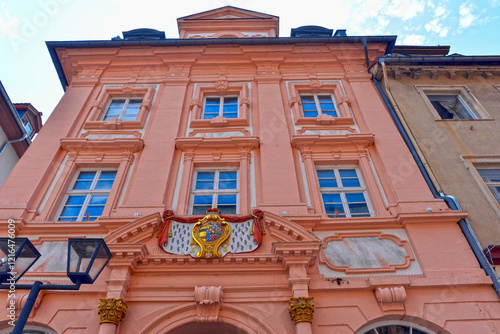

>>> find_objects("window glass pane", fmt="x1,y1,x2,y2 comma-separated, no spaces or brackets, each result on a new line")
84,205,105,218
95,172,116,190
218,205,236,215
100,171,117,179
66,195,86,205
317,170,337,188
478,169,500,182
61,206,82,218
339,169,360,187
322,193,345,217
194,195,213,205
78,171,97,179
218,194,237,214
302,103,317,111
300,95,315,103
122,99,142,121
197,172,215,180
73,180,93,190
193,195,213,215
376,325,410,334
219,180,237,189
488,186,500,203
196,172,215,189
219,171,237,189
104,100,125,120
88,195,109,205
427,94,475,120
218,194,237,205
204,98,221,119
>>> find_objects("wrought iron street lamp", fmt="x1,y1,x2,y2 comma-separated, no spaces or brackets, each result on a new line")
0,238,112,334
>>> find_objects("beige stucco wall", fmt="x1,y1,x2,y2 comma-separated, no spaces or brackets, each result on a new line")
0,128,20,187
382,70,500,246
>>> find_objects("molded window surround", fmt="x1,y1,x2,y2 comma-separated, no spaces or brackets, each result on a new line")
38,150,136,222
461,156,500,217
174,136,258,215
288,80,355,126
292,134,385,218
189,82,250,128
84,84,156,130
415,85,492,120
57,169,117,221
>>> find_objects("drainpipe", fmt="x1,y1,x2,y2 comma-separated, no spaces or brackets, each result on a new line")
371,73,500,299
0,133,30,155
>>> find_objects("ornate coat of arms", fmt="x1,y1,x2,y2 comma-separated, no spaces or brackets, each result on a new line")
157,207,265,259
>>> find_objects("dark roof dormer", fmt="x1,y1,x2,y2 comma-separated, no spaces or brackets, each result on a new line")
114,28,166,41
290,25,333,37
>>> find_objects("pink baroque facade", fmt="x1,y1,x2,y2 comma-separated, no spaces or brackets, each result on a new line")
1,6,500,334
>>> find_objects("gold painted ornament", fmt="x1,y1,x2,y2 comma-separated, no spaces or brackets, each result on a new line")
191,207,231,258
289,296,314,323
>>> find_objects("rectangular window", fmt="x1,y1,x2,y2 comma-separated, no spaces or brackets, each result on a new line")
21,117,32,135
191,169,238,215
301,94,337,118
427,94,477,120
477,168,500,205
317,168,371,218
58,170,117,221
203,96,239,119
103,98,143,121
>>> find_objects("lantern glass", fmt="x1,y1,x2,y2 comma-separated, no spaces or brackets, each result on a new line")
0,238,41,283
67,238,111,284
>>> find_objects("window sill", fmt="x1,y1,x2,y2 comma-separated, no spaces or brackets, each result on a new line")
296,115,355,126
84,119,144,130
191,116,249,128
434,118,495,122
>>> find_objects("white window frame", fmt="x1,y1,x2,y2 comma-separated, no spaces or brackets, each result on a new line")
316,167,372,218
21,116,33,135
356,320,436,334
190,168,239,215
102,97,143,121
300,94,338,117
477,167,500,205
202,96,239,119
56,169,117,222
415,85,492,120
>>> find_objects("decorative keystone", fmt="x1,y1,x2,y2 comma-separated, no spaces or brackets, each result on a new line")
289,296,314,323
98,298,127,325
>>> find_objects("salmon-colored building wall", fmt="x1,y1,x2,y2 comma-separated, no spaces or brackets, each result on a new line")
1,7,500,334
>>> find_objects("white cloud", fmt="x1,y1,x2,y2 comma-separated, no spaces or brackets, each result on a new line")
425,18,450,37
401,34,426,44
434,5,448,18
459,2,478,29
386,0,426,20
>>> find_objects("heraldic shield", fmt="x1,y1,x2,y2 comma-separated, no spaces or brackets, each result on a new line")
157,206,265,259
191,207,231,258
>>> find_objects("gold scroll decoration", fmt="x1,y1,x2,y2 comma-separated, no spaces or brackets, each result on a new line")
191,209,230,258
98,298,127,325
289,296,314,324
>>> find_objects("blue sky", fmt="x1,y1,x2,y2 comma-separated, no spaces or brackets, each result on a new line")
1,0,499,122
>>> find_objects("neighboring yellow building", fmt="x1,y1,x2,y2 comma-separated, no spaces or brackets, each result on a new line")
371,46,500,273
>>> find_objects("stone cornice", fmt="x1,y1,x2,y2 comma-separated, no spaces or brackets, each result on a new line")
384,65,500,80
60,137,144,153
175,136,259,151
